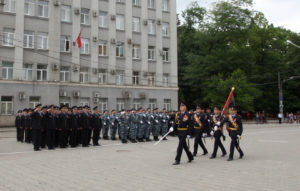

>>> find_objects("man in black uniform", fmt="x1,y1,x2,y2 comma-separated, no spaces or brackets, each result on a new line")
40,106,48,148
15,110,23,142
77,106,83,145
193,105,208,156
92,106,102,146
31,104,43,151
59,105,69,148
81,106,90,147
210,106,227,159
45,105,56,150
173,101,194,165
69,106,79,148
224,106,244,161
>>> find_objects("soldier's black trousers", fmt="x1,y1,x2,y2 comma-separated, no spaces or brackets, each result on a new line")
229,132,244,158
32,129,41,150
82,128,89,146
46,128,55,149
25,128,31,143
175,131,193,162
77,129,82,145
193,130,207,155
17,127,24,142
40,129,47,148
212,131,227,157
59,129,67,148
69,129,78,147
93,128,100,145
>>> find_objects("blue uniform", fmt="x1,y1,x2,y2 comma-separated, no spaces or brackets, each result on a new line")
144,112,152,140
160,113,169,137
152,112,160,140
110,114,119,140
137,112,146,141
101,114,110,139
129,113,138,141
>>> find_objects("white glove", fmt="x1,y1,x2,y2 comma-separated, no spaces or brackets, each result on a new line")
214,126,218,131
116,117,119,119
155,120,159,123
237,135,241,139
208,120,210,122
140,121,143,124
148,122,151,125
163,120,166,123
112,122,115,126
210,131,214,136
217,121,221,126
159,115,162,117
169,127,174,132
107,117,110,120
104,123,106,125
143,114,146,117
202,133,207,138
187,135,191,139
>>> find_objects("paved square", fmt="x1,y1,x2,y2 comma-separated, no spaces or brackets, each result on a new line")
0,124,300,191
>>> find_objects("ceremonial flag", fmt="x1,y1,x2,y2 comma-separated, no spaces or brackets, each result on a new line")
76,32,82,48
222,87,235,117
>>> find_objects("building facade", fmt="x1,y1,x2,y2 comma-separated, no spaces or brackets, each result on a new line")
0,0,178,120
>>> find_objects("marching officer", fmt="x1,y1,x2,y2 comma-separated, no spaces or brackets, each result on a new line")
224,106,244,161
210,106,227,159
92,106,102,146
173,101,194,165
193,105,208,156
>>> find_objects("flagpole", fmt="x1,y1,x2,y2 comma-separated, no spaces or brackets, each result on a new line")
222,87,235,116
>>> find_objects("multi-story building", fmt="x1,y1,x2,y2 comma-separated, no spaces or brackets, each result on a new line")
0,0,178,124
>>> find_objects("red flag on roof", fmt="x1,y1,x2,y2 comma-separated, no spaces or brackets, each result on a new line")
76,32,82,48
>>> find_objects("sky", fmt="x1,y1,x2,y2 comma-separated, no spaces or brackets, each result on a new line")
177,0,300,33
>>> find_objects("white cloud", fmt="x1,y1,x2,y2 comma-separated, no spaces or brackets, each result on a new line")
177,0,300,32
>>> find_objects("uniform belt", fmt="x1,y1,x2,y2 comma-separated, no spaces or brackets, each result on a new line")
229,127,238,131
177,127,188,131
194,126,202,129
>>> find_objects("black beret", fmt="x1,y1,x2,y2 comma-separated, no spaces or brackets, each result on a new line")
93,106,98,110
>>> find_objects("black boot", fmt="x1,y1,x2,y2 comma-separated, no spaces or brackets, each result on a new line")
173,161,180,165
227,157,233,161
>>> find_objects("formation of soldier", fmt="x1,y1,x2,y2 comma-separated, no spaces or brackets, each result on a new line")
15,102,245,164
15,104,175,151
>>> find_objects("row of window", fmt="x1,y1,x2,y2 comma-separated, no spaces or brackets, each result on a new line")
1,61,170,86
0,96,172,114
2,29,170,61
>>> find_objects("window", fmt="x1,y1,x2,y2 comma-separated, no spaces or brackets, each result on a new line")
132,0,140,6
23,64,33,81
98,40,107,56
132,44,140,59
98,72,107,84
149,99,157,111
60,66,70,82
163,99,171,111
80,68,89,83
116,70,124,85
37,64,47,81
29,97,40,109
148,73,155,86
148,46,155,60
60,36,71,52
148,20,156,35
162,48,169,62
133,99,140,110
1,96,13,114
116,15,125,30
132,71,139,85
24,31,34,49
81,8,90,25
3,0,15,13
37,32,48,50
61,5,71,22
2,28,14,47
148,0,155,9
132,17,140,32
38,0,49,18
162,0,169,11
163,74,169,86
99,99,108,114
99,11,108,28
80,38,89,54
116,99,125,112
24,0,35,16
162,22,169,37
2,61,13,80
116,42,124,57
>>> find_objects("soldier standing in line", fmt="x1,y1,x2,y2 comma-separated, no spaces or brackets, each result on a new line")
160,108,169,140
22,109,30,143
87,107,93,145
31,104,43,151
15,110,23,142
144,108,153,142
101,110,110,140
77,106,83,145
54,106,60,148
129,108,138,143
45,105,56,150
119,109,129,143
81,106,90,147
40,106,48,149
172,101,194,165
59,105,69,148
137,107,146,142
110,109,119,140
193,105,208,156
152,108,160,141
69,106,79,148
92,106,101,146
210,106,227,159
224,106,244,161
